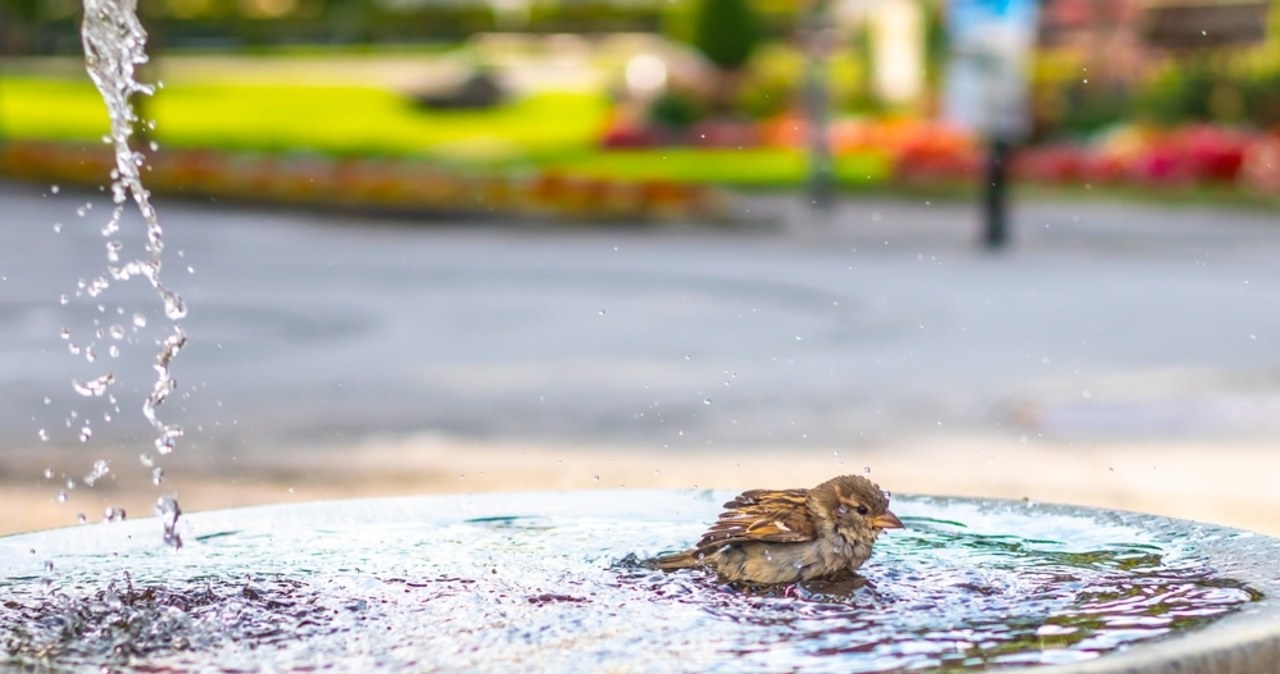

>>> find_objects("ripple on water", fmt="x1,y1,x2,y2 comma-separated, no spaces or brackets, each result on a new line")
0,494,1266,673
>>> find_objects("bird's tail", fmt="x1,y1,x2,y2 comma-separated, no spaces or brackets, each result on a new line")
650,550,701,571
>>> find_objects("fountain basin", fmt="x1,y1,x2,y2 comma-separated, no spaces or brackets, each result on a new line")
2,490,1278,673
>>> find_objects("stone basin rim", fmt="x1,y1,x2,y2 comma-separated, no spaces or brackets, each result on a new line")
3,490,1278,674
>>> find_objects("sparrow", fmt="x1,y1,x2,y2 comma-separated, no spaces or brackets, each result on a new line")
653,474,904,585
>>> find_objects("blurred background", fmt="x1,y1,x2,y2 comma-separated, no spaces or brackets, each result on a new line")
2,0,1279,537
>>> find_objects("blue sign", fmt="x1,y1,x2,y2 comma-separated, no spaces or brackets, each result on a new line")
948,0,1040,38
944,0,1041,137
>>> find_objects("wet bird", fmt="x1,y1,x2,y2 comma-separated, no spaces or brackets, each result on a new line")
653,475,904,585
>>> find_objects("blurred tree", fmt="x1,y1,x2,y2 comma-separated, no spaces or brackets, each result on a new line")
691,0,762,111
0,0,43,54
692,0,762,71
324,0,369,43
661,0,697,44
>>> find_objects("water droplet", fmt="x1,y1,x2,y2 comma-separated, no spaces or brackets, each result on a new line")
592,475,600,482
155,495,182,548
161,291,186,320
863,466,872,474
703,398,711,405
77,513,87,525
598,309,606,316
132,313,147,328
86,276,110,297
52,222,63,234
50,184,61,194
139,453,154,467
59,327,71,340
72,372,115,397
152,467,165,485
42,467,53,479
59,293,70,305
153,424,182,454
37,428,48,442
78,426,92,442
108,345,120,358
104,506,127,522
84,459,110,486
56,491,68,503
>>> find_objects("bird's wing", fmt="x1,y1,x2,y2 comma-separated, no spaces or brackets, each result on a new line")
694,488,817,552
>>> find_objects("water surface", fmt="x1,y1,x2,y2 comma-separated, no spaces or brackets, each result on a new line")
0,492,1266,673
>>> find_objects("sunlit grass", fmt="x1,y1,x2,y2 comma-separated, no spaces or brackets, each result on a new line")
0,77,111,140
0,75,609,162
155,85,608,160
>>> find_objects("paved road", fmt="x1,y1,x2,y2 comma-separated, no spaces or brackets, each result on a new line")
4,181,1280,459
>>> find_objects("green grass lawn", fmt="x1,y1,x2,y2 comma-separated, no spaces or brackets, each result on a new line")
0,75,609,163
1,73,892,188
0,77,112,142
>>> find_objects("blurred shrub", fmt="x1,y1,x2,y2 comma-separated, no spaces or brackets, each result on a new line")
1240,67,1280,128
733,44,802,119
1136,60,1221,126
732,44,866,120
1035,48,1280,136
648,90,704,131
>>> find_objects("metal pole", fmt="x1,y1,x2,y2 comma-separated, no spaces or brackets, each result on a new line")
983,136,1011,250
802,0,833,210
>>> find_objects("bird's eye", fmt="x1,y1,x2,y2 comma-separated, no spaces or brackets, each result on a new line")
856,505,869,516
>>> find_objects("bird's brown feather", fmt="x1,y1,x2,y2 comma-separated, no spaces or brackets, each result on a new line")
693,488,817,553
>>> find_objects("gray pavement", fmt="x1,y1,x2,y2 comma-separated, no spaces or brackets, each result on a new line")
4,180,1280,459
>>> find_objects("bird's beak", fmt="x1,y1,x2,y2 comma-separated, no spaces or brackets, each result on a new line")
872,510,904,530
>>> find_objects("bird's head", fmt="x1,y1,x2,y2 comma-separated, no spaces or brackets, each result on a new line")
811,474,904,537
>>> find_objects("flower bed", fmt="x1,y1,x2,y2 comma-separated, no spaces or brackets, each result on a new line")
0,141,728,223
602,113,1280,199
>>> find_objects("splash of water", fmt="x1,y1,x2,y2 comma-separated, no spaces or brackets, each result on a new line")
79,0,186,545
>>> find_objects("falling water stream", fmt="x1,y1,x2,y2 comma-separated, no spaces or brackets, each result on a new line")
75,0,187,545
